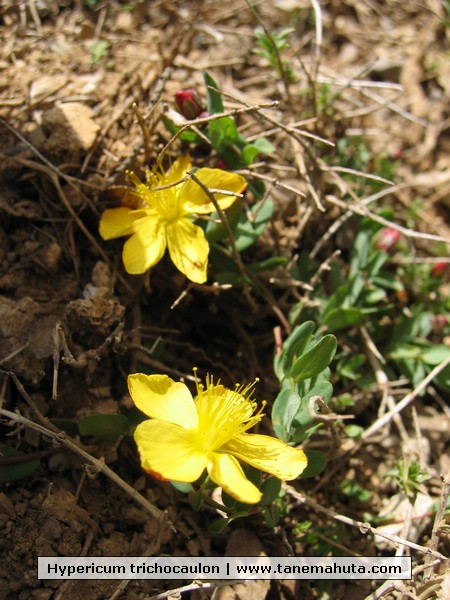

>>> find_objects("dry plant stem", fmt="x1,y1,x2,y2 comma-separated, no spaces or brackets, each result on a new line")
310,0,323,81
133,102,153,165
310,183,406,258
155,101,279,168
325,194,450,246
304,250,341,297
362,355,450,439
107,67,172,184
285,486,446,561
188,170,257,311
0,407,167,524
359,325,410,444
0,343,30,366
244,0,293,105
322,165,394,186
217,86,333,148
423,466,450,579
11,157,133,293
290,137,325,211
237,169,306,199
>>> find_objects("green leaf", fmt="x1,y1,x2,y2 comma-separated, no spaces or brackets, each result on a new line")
365,250,388,278
339,480,371,502
372,273,404,292
208,512,250,533
239,137,275,165
259,476,282,507
324,307,364,331
360,286,386,305
421,344,450,365
162,117,202,143
388,344,422,361
0,448,40,484
281,321,316,378
252,137,275,154
191,490,203,511
294,381,334,422
248,256,288,273
204,199,242,244
78,414,130,441
435,363,450,392
345,425,364,438
337,354,366,380
289,382,333,443
203,71,224,114
299,449,326,479
215,271,242,287
207,117,238,153
291,335,337,382
209,517,234,533
350,230,371,276
233,199,274,252
323,276,364,317
50,418,80,437
242,144,261,166
271,389,301,442
170,481,194,493
262,504,280,528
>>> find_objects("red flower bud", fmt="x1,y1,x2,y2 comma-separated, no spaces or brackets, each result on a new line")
375,227,401,251
216,158,229,170
433,314,449,328
431,261,448,277
175,89,204,119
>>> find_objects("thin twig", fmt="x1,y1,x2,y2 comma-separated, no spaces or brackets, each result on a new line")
423,466,450,579
188,170,257,311
362,356,450,439
359,325,410,444
244,0,293,104
0,405,169,527
325,194,450,245
310,0,323,80
155,101,279,168
285,487,446,561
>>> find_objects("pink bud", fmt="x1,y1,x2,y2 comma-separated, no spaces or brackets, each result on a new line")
175,89,204,119
216,158,229,170
375,227,401,251
431,262,448,277
433,315,449,328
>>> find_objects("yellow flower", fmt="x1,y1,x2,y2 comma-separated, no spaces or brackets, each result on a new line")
129,372,308,505
99,156,247,283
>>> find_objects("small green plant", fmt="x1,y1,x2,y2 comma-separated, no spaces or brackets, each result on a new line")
272,321,337,477
88,40,110,67
253,26,296,82
385,459,431,501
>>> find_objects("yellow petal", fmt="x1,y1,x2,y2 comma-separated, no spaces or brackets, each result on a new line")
134,419,207,482
128,373,199,429
162,155,192,186
207,452,262,504
122,215,166,274
182,169,247,214
222,434,308,480
99,207,146,240
166,218,209,283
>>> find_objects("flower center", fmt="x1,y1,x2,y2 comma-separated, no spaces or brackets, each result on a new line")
128,170,184,223
194,376,265,452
